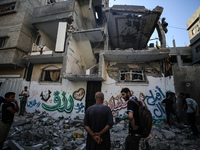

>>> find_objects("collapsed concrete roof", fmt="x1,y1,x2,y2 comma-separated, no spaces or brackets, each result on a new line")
105,5,163,50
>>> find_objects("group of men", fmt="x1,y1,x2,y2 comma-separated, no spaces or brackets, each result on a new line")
84,88,142,150
0,86,199,150
0,86,29,149
161,92,199,137
84,89,200,150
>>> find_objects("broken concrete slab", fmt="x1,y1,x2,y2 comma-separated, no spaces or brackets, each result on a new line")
161,129,176,139
8,140,25,150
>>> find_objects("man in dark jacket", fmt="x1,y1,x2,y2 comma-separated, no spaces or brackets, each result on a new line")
161,92,179,127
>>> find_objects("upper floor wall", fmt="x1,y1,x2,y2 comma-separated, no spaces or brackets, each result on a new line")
32,0,107,31
187,7,200,64
187,7,200,41
0,0,43,67
0,0,42,52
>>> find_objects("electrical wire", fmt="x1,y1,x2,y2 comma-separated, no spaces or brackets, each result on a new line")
168,26,186,30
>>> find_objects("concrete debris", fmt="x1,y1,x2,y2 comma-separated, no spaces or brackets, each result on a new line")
161,129,176,139
2,112,200,150
8,140,25,150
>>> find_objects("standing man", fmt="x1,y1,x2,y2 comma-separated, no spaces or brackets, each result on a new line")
19,86,29,116
0,92,19,149
120,88,141,150
185,94,199,137
84,92,114,150
161,92,179,127
179,93,188,124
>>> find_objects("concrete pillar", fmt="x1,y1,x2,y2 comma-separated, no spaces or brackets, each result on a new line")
173,39,182,66
55,22,67,52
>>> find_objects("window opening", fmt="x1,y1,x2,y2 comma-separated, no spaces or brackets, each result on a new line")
0,3,16,13
0,37,7,48
192,29,195,35
196,45,200,53
40,66,61,82
47,0,56,4
35,34,41,46
120,70,145,82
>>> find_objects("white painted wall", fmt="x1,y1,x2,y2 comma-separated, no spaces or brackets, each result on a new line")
25,71,175,124
65,36,96,75
26,79,87,119
101,74,175,124
66,37,86,75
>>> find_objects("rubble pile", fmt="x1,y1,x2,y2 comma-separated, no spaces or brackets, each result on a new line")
4,112,87,150
2,112,200,150
142,123,200,150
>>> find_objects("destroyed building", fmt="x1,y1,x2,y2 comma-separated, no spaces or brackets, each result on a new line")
187,6,200,64
0,0,198,124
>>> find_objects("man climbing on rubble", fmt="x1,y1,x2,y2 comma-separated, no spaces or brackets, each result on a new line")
84,92,114,150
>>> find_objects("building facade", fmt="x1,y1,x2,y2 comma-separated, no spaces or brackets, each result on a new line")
187,7,200,64
0,0,194,124
0,0,45,100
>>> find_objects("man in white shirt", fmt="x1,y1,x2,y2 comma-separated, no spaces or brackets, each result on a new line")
19,86,29,116
185,94,199,136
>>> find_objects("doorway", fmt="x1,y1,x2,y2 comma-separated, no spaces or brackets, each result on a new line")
85,81,101,110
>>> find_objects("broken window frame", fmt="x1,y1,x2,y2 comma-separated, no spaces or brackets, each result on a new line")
40,65,61,83
119,70,146,82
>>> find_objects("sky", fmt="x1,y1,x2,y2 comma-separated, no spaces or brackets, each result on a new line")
109,0,200,47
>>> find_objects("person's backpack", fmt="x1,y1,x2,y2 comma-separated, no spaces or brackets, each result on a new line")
131,99,152,138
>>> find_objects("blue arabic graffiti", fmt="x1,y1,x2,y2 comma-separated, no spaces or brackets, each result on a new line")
145,86,166,118
74,102,85,113
27,100,41,108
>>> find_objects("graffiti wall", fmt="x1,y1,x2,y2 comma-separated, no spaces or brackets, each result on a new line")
25,75,175,124
26,81,87,119
102,76,175,124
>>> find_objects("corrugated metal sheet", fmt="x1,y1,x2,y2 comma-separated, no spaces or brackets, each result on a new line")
0,78,23,101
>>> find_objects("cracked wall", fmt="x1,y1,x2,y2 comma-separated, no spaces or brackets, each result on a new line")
106,60,163,82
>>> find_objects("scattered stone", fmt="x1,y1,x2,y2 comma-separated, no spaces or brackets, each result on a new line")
161,129,176,139
8,140,25,150
3,113,200,150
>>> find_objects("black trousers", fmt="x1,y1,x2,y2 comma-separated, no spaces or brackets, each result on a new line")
19,100,27,115
125,135,141,150
187,112,199,136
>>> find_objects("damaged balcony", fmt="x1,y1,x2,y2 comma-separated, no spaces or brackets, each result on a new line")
63,28,106,81
21,53,63,64
104,5,163,50
101,48,170,63
31,0,74,50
